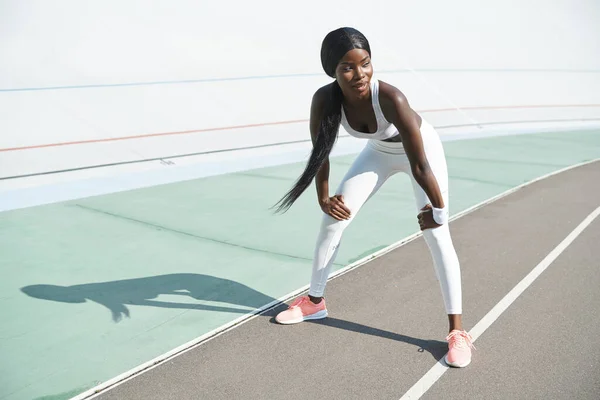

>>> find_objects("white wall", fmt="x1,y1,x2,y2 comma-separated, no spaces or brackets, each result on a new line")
1,0,600,179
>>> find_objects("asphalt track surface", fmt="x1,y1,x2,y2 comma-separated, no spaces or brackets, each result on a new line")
95,161,600,400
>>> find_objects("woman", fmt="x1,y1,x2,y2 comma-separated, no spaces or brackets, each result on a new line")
274,27,474,367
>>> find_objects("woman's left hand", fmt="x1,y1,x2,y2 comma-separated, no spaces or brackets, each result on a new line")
417,204,442,231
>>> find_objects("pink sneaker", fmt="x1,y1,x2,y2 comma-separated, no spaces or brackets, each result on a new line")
445,330,475,368
275,296,328,324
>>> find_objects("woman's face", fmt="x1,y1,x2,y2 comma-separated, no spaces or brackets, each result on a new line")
335,48,373,100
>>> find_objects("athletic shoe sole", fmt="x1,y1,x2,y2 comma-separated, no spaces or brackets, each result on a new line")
275,310,328,325
444,354,471,368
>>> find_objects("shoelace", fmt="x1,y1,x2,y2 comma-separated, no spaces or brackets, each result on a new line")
289,296,309,309
446,330,476,350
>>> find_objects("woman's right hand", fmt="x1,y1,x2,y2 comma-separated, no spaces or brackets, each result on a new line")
320,195,352,221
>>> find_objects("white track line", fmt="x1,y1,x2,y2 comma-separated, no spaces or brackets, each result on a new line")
73,158,599,400
400,204,600,400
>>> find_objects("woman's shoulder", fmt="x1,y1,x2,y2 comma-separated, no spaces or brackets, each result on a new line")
309,82,337,122
312,82,335,102
376,80,414,123
377,80,408,105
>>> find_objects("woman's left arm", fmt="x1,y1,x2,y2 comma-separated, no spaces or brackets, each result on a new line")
387,89,445,210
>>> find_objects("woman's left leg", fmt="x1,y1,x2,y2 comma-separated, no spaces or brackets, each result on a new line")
408,122,462,320
407,121,474,367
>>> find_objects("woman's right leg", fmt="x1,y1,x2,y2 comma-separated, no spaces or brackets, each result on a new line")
308,144,392,298
276,143,394,324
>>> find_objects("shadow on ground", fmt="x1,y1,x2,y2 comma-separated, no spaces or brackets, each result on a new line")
23,275,446,360
265,304,447,361
22,273,278,322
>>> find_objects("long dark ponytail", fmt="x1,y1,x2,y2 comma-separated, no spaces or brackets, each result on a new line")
274,27,371,213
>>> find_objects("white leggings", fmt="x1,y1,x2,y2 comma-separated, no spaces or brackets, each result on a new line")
308,121,462,314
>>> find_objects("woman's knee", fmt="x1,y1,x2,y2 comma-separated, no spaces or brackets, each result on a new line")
422,224,450,245
320,212,352,235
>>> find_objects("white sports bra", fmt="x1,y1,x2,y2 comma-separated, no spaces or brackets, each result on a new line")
340,78,400,141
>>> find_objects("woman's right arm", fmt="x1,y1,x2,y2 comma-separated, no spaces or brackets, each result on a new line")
309,88,330,207
309,87,351,221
